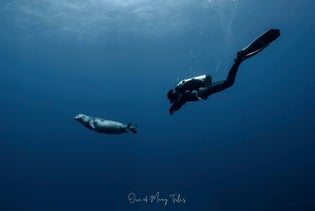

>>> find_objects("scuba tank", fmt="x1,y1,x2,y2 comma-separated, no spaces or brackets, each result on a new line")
175,75,212,92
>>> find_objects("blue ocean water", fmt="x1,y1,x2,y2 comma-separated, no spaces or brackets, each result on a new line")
0,0,314,210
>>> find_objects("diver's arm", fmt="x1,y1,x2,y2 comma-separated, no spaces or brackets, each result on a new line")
169,90,200,114
169,93,183,115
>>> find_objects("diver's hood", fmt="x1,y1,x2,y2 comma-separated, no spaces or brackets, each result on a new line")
167,89,180,103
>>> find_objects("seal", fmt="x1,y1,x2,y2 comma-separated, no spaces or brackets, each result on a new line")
74,114,137,134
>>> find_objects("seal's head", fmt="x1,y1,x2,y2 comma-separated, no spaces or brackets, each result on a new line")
74,114,89,122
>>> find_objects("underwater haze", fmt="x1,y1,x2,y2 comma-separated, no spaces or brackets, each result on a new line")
0,0,315,210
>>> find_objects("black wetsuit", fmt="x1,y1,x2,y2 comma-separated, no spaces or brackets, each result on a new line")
169,58,242,114
168,29,281,115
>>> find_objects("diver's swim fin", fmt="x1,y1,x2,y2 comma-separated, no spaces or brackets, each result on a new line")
237,29,280,61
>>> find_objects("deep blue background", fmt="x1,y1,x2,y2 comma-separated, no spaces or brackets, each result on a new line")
0,0,314,210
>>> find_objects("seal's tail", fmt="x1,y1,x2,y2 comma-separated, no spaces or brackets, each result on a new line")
127,122,137,134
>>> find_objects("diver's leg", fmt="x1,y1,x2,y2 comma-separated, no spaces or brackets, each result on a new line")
199,59,241,98
207,29,280,94
224,58,242,88
194,29,281,100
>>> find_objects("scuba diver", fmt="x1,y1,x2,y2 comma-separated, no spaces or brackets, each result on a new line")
167,29,281,115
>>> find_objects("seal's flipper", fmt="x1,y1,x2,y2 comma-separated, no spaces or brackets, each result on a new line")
127,122,137,134
237,29,280,61
89,120,95,129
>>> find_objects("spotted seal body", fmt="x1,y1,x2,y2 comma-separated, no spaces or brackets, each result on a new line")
74,114,137,134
